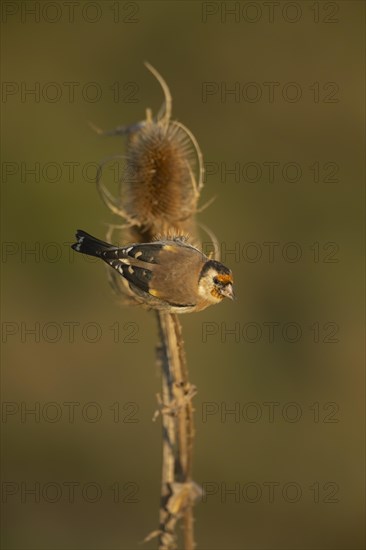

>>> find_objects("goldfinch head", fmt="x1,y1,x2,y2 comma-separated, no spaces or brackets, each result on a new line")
198,260,235,303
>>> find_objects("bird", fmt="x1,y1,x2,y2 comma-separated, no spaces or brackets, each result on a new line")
71,230,234,313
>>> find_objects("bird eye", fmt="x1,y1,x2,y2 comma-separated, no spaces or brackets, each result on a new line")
213,276,220,285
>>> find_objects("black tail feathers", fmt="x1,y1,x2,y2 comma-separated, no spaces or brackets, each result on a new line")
71,230,114,258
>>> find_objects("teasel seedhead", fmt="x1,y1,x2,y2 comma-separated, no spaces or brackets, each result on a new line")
95,63,207,244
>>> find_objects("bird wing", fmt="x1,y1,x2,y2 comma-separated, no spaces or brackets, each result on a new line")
147,244,206,306
101,240,205,307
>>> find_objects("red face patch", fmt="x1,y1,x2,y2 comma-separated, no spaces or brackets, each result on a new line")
216,274,233,284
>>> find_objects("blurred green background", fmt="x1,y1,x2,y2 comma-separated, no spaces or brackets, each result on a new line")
1,1,364,549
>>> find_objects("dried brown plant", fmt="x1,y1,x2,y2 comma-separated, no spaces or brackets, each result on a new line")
93,63,213,550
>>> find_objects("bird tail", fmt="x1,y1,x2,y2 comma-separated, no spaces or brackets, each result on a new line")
71,230,114,258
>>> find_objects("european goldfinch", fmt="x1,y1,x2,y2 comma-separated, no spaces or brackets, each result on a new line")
72,230,234,313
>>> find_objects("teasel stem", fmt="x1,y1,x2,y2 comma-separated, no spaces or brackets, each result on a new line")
155,312,197,550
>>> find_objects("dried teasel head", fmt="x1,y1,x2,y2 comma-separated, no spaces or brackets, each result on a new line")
96,63,205,242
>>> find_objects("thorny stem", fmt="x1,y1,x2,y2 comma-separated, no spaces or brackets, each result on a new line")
156,312,196,550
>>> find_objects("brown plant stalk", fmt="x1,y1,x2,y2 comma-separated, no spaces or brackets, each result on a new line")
94,63,207,549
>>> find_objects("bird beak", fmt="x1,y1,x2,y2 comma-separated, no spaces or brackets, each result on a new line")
221,283,235,300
